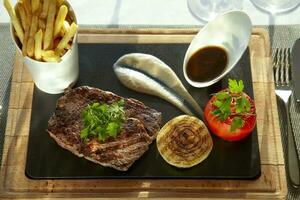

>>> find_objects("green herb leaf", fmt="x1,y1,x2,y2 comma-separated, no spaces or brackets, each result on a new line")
229,79,244,93
236,97,244,114
215,91,230,100
80,100,125,142
118,99,125,106
211,93,232,121
99,104,108,113
230,117,244,132
212,109,221,116
243,96,251,112
219,110,231,121
98,132,105,142
106,122,119,138
80,127,89,139
217,97,232,121
91,102,100,108
236,95,251,114
213,100,223,108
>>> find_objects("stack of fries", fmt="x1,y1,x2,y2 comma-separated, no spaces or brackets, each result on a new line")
4,0,78,62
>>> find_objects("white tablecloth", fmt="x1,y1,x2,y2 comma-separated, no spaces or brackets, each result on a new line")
1,0,300,26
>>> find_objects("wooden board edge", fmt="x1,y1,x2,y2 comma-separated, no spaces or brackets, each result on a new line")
78,27,201,35
0,27,287,199
78,27,268,37
251,28,271,57
0,166,288,199
250,28,286,197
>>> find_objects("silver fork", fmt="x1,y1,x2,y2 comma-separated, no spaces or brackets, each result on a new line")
274,48,300,188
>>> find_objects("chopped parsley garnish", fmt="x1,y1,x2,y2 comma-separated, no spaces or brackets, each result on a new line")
228,79,244,93
80,99,125,142
211,79,251,132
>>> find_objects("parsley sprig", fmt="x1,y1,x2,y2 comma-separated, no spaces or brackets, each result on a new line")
211,79,252,132
80,99,125,142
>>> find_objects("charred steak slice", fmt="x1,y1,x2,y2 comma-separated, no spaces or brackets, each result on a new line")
47,86,162,171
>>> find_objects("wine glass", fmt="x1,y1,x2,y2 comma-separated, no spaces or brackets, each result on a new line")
250,0,300,13
187,0,243,22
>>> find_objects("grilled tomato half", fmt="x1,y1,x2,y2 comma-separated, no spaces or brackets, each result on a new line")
204,79,256,141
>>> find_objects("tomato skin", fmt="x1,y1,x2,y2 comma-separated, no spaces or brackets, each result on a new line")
204,92,256,142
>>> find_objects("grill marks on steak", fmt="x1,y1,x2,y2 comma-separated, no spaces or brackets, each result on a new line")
47,86,162,171
125,98,161,138
82,118,152,170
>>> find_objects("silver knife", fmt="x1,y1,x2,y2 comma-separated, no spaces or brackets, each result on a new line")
292,39,300,103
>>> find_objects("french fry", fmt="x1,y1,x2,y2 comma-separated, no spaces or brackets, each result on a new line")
23,3,32,56
40,0,50,19
56,0,64,7
27,38,34,56
34,29,43,60
42,56,61,62
22,27,29,56
27,15,39,57
37,0,43,16
63,20,70,30
42,50,55,57
21,11,32,56
29,15,39,38
38,18,46,30
23,0,32,16
60,49,66,56
4,0,24,44
53,37,60,49
60,20,70,36
54,5,68,38
43,0,56,50
65,43,71,50
42,50,61,62
16,2,26,31
31,0,40,14
55,22,77,55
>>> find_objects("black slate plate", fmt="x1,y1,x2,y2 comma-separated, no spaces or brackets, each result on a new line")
25,43,261,179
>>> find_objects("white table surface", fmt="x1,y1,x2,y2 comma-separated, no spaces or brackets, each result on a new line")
1,0,300,26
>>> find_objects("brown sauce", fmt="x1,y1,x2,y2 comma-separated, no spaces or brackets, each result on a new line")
186,46,227,82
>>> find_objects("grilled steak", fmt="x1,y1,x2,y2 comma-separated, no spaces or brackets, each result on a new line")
47,86,162,171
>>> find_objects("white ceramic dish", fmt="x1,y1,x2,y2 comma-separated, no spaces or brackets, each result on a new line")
183,10,252,88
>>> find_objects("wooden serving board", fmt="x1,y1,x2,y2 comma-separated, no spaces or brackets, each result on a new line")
0,28,286,199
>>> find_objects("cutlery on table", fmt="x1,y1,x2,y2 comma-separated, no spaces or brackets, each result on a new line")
273,48,300,188
292,38,300,103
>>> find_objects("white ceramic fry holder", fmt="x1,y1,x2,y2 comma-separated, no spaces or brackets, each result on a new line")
10,2,79,94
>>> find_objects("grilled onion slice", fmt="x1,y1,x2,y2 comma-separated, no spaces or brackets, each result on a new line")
156,115,213,168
